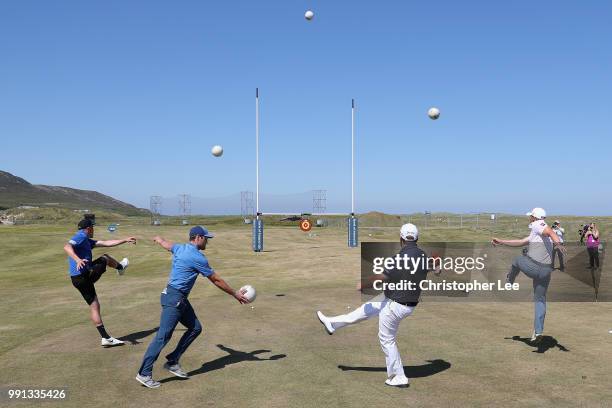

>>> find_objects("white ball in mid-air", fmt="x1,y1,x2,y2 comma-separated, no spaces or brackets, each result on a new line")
239,285,257,303
428,107,441,120
305,10,314,21
211,145,223,157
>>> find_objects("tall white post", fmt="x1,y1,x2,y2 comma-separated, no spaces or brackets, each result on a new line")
348,98,358,248
351,99,355,215
253,88,263,252
256,88,260,215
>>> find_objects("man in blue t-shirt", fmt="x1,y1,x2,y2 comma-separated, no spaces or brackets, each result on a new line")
135,226,250,389
63,218,136,347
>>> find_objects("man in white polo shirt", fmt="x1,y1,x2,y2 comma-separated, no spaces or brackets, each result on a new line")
551,220,565,270
492,208,565,343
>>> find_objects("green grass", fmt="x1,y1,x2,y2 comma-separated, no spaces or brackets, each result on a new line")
0,220,610,407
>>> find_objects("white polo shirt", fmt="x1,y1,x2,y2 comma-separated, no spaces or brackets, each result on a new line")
527,220,553,264
553,226,565,243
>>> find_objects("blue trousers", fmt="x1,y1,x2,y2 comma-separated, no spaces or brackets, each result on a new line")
138,286,202,376
508,255,553,335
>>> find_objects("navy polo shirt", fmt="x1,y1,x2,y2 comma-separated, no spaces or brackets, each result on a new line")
383,241,429,304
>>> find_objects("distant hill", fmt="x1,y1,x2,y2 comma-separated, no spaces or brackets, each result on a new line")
0,171,148,216
359,211,404,227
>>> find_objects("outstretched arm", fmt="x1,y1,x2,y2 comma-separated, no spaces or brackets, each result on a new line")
491,236,530,247
207,272,250,304
153,236,174,252
95,237,137,248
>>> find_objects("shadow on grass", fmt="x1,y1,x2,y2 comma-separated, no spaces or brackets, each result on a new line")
160,344,286,383
505,335,570,353
118,327,159,345
338,359,451,378
118,327,185,345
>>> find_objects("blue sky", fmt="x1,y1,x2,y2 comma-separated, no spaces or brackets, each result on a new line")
1,0,610,215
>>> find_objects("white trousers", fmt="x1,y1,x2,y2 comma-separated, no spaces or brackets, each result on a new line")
327,294,414,378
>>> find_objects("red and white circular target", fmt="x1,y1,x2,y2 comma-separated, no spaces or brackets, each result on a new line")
299,219,312,232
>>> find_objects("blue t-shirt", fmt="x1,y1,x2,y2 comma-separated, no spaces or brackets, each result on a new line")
167,243,214,294
67,230,98,276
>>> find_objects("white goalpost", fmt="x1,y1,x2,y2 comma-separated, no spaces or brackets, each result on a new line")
252,89,358,252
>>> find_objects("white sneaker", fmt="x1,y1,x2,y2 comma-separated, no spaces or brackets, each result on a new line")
316,311,335,335
117,258,129,276
385,375,409,388
135,374,160,389
164,362,189,378
530,332,543,344
101,336,125,347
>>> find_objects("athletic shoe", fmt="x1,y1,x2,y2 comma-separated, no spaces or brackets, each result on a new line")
316,311,335,335
163,362,189,378
530,332,543,344
101,337,125,347
608,330,612,334
385,375,409,388
117,258,129,276
135,374,160,389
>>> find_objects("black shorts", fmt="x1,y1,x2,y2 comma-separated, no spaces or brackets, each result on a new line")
71,257,108,305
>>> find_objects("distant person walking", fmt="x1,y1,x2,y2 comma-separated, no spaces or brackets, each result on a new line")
492,208,565,344
551,220,565,271
585,223,600,269
135,226,250,389
63,218,134,346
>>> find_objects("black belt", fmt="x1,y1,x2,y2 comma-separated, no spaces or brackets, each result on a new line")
393,300,418,307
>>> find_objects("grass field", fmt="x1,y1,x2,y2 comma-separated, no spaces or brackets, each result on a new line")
0,219,611,407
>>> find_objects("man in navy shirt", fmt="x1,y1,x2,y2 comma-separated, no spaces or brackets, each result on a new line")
63,218,136,346
135,226,250,389
317,224,438,388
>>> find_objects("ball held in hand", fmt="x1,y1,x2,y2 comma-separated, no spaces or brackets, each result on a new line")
239,285,257,302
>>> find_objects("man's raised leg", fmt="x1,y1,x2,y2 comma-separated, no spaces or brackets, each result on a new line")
507,256,522,284
317,293,387,334
100,254,129,276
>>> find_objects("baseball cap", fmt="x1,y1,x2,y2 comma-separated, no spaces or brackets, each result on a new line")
526,207,546,219
78,219,94,229
400,223,419,241
189,226,214,239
